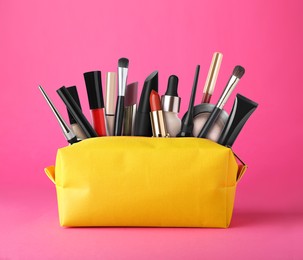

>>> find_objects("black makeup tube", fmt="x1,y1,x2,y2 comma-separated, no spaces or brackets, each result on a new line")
134,71,158,136
57,86,98,138
217,94,258,147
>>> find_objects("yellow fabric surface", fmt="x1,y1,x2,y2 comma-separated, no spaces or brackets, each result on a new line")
45,137,245,228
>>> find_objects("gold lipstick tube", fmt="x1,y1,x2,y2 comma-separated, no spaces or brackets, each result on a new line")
150,110,169,137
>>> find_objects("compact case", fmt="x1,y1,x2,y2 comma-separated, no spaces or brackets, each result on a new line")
45,137,247,228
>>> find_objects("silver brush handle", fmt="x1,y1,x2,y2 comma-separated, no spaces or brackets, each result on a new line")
217,75,239,109
118,67,128,96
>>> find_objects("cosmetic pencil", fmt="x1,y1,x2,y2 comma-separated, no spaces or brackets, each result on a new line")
197,65,245,138
38,85,78,145
176,65,200,137
57,86,98,138
114,57,129,136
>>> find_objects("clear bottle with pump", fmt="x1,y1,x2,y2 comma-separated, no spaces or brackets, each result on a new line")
161,75,181,137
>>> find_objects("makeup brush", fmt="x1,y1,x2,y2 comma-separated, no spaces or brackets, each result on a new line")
176,65,200,137
123,82,138,136
38,85,78,145
197,65,245,138
114,57,129,136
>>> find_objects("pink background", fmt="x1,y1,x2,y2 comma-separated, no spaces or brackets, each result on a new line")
1,0,302,259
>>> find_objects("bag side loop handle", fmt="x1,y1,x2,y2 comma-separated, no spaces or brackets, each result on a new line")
231,151,248,182
44,166,56,184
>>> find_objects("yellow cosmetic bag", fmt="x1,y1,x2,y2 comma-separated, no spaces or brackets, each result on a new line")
44,137,247,228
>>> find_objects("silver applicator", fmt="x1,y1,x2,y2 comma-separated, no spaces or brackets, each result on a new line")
38,85,78,145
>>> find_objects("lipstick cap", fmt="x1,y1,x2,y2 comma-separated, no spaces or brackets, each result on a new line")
134,71,158,137
66,86,82,124
138,71,158,113
84,71,105,109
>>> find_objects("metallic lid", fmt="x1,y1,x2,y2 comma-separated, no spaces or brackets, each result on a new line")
83,71,104,109
161,95,181,113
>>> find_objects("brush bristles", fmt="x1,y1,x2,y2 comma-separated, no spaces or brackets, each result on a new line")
233,65,245,79
118,57,129,68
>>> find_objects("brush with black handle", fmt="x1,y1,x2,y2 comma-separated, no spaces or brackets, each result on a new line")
114,57,129,136
197,65,245,138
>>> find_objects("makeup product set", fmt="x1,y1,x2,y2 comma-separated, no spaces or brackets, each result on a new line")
39,53,258,147
178,52,258,146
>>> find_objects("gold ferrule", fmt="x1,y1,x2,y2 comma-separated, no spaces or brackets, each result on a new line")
150,110,169,137
217,75,239,109
203,52,223,96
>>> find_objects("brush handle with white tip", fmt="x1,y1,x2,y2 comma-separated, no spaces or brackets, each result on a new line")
197,65,245,139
